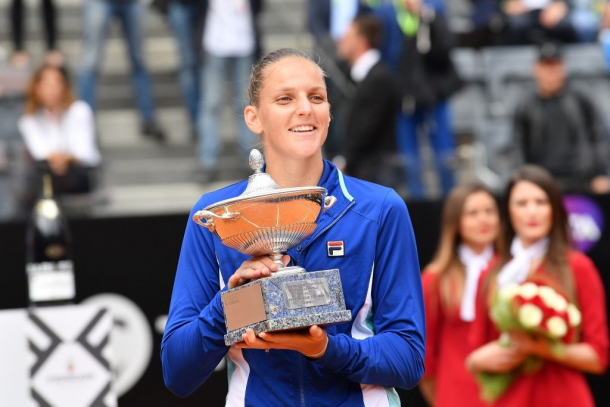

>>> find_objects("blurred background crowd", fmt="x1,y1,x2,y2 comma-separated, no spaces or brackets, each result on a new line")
0,0,610,220
0,2,609,406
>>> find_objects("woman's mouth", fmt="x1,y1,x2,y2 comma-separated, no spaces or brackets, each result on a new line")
289,125,315,133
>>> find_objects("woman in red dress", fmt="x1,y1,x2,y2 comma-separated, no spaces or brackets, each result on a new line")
466,165,609,406
419,184,500,406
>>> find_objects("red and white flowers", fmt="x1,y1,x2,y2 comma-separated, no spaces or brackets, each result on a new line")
492,281,581,343
476,281,582,402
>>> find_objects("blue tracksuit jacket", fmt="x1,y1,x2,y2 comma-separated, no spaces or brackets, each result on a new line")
161,159,426,406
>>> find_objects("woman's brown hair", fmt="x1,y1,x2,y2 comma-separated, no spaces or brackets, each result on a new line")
247,48,328,107
426,183,499,311
484,165,574,299
23,65,75,115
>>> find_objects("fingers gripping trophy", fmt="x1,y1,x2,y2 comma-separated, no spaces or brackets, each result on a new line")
193,149,352,345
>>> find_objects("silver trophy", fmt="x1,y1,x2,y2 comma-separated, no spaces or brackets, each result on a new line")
193,150,352,345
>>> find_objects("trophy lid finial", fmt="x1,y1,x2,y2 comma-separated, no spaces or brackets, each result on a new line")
249,149,264,173
241,149,280,196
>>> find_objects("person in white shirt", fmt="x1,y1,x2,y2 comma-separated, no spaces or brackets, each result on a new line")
19,65,101,193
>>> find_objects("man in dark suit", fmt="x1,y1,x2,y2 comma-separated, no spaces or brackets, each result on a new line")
336,14,401,189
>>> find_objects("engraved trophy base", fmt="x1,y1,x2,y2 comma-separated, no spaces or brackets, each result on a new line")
221,269,352,346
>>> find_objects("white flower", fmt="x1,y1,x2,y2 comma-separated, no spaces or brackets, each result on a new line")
537,286,556,305
499,283,520,302
518,303,543,328
552,295,568,313
519,282,539,300
538,286,568,312
567,304,582,327
547,316,568,338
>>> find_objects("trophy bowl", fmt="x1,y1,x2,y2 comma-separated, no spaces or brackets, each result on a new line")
193,150,336,267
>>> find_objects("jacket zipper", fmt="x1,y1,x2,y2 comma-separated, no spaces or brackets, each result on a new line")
298,196,355,406
298,354,306,407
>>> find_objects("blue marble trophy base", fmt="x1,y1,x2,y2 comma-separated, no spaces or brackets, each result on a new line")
221,268,351,346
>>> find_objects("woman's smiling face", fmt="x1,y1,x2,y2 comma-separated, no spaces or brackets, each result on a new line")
245,56,330,162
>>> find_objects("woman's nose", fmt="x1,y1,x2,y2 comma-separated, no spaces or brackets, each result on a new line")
295,96,312,115
525,202,539,215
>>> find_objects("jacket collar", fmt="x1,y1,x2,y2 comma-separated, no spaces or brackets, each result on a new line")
298,159,355,249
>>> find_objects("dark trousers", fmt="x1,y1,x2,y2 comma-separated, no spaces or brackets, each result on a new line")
505,9,577,45
10,0,58,52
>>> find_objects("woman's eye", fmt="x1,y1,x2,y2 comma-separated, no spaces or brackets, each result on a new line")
310,95,324,102
277,96,291,102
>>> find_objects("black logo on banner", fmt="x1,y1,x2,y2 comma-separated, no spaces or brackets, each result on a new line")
28,309,113,407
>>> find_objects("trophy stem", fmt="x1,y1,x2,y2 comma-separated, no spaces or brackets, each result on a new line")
271,252,284,269
270,252,304,275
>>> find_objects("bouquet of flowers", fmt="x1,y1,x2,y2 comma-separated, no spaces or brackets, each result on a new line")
476,281,582,403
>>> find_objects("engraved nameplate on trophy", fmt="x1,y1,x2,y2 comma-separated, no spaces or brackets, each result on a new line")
282,279,331,310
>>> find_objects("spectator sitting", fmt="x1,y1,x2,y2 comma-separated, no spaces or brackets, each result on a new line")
336,14,402,189
503,0,578,44
19,65,101,194
511,42,610,194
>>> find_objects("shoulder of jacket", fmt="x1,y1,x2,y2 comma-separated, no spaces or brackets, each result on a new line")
18,113,34,125
341,174,395,200
342,175,403,216
567,250,594,269
192,181,248,210
67,100,94,117
422,267,441,282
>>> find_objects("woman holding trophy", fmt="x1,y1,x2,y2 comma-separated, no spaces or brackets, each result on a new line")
161,48,426,405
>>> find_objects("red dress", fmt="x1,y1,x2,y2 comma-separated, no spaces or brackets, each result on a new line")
470,251,609,407
422,268,488,407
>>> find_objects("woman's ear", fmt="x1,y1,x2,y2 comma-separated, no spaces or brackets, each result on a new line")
244,105,263,134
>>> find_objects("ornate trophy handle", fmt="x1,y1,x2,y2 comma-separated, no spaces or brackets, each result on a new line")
324,195,337,212
192,210,240,232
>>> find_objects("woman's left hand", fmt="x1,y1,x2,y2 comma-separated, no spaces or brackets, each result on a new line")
236,325,329,359
509,330,554,360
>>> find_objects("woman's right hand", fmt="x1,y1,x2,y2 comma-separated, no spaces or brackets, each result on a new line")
227,255,291,289
467,341,527,374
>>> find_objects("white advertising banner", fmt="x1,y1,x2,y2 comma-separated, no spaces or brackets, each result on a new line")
0,305,117,407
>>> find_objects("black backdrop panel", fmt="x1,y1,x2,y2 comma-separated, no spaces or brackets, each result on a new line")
1,196,608,406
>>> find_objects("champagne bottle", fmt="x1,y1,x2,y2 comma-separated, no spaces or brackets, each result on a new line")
25,174,75,306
